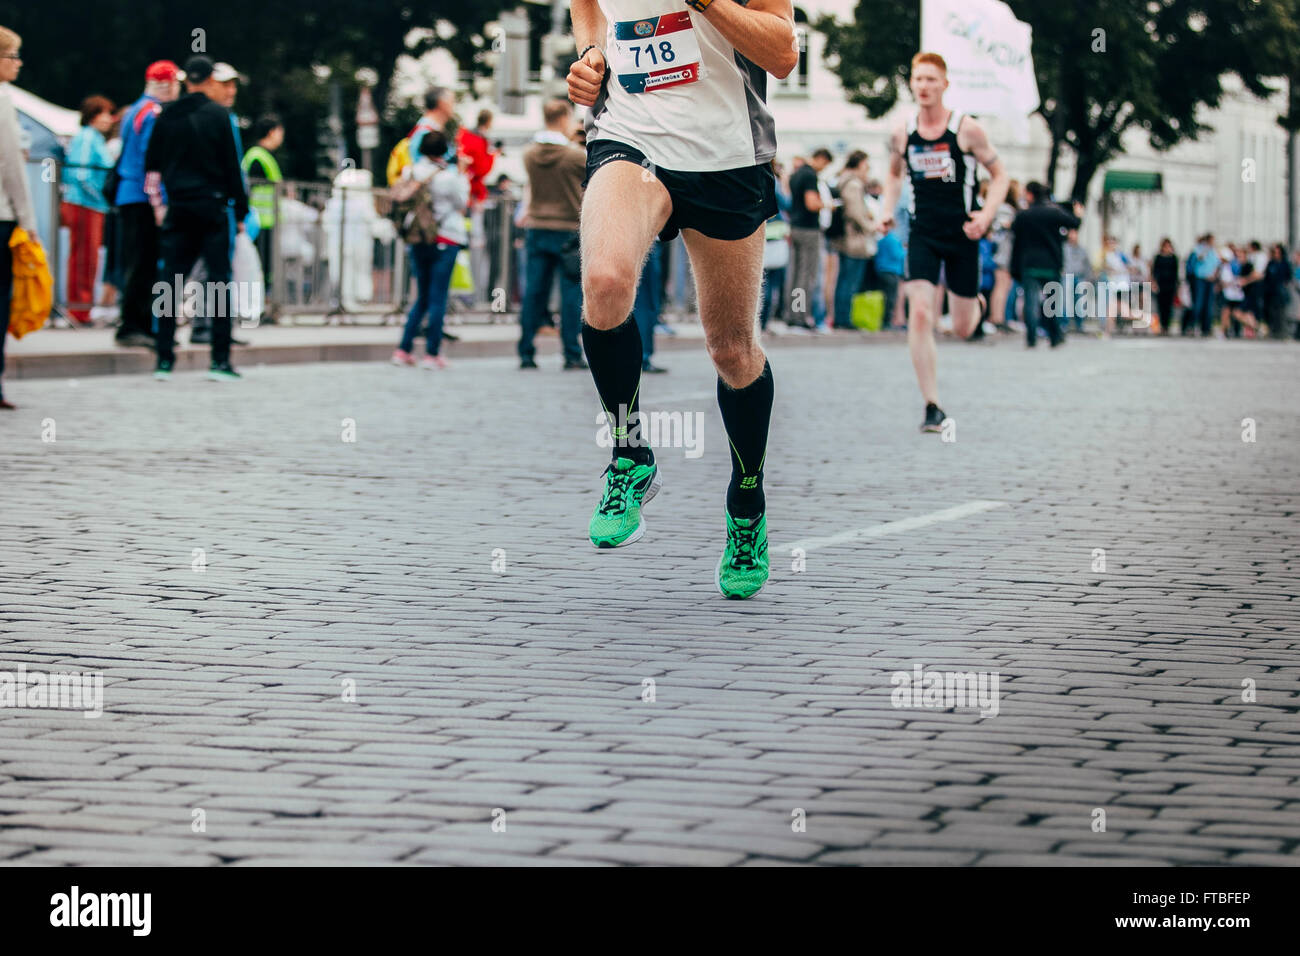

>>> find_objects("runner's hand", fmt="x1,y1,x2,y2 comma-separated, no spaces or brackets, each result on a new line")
569,48,606,108
963,209,993,241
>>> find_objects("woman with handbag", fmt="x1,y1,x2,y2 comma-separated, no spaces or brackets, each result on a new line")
391,130,470,370
0,25,38,409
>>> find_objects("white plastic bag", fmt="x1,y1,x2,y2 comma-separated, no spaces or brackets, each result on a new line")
232,231,264,326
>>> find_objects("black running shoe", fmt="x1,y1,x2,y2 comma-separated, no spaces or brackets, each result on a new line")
921,403,946,433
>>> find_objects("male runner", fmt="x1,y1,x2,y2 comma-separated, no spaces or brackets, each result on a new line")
880,53,1009,433
568,0,798,599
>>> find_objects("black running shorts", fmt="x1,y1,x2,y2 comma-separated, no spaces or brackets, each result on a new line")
583,139,777,243
907,229,981,299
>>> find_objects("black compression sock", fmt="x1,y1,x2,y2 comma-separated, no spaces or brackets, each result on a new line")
582,316,653,465
717,359,773,518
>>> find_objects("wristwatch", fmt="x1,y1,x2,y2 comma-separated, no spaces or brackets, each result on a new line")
685,0,715,11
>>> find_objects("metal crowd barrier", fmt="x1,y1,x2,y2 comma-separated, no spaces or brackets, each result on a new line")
32,159,702,328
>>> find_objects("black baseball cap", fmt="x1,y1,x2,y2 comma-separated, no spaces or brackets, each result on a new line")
183,55,215,83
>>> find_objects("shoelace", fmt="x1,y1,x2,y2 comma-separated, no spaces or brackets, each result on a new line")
597,466,636,517
728,522,764,570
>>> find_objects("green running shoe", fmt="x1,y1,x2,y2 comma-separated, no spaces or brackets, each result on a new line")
207,363,243,382
589,457,661,549
153,359,174,382
716,512,769,599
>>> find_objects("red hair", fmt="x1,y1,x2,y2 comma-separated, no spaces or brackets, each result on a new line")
911,52,948,75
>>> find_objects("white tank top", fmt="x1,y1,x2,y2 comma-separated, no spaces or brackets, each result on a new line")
587,0,777,172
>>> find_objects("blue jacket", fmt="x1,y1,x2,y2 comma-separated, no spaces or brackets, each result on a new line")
63,126,114,213
875,231,905,276
1191,243,1220,281
115,93,166,206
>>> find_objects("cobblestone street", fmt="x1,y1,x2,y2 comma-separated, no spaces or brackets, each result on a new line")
1,335,1297,865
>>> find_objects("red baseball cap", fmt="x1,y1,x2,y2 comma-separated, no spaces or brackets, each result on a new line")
145,60,184,83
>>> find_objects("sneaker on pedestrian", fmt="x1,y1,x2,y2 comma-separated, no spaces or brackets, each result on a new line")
814,323,833,335
207,363,242,382
153,359,175,381
391,349,416,367
921,402,946,434
642,362,668,374
655,322,677,337
420,355,438,370
564,358,590,371
520,358,539,369
0,397,16,410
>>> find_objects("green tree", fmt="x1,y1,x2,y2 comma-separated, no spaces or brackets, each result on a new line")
5,0,518,180
818,0,1299,201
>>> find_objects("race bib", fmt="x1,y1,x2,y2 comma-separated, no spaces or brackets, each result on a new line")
610,10,702,94
909,143,955,181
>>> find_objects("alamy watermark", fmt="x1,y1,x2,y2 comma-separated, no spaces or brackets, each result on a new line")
0,663,103,718
1040,277,1153,325
152,274,263,328
890,664,1000,718
596,405,704,459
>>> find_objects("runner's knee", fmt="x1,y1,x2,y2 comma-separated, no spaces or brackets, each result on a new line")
707,333,756,379
583,261,638,317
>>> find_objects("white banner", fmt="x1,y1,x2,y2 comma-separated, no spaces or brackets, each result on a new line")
921,0,1040,143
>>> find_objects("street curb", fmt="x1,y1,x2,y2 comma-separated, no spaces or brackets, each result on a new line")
9,327,910,380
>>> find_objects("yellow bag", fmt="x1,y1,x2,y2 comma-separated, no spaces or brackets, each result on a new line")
851,290,885,331
450,247,474,294
8,227,52,339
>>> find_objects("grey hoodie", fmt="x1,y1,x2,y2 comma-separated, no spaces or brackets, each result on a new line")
0,85,36,231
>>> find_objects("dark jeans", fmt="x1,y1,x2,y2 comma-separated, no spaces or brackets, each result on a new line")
519,228,583,363
117,202,159,339
400,242,460,356
760,266,786,329
878,272,900,328
834,254,868,328
1021,274,1063,347
632,241,662,365
1263,294,1289,339
156,201,234,365
0,221,13,396
1190,276,1216,335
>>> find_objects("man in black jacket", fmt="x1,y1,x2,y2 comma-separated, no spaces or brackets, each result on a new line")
145,55,249,380
1009,181,1084,348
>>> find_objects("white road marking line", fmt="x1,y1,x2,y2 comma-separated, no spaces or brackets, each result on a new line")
781,500,1008,553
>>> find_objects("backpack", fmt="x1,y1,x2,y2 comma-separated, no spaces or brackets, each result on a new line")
391,171,440,245
824,182,846,240
386,137,413,186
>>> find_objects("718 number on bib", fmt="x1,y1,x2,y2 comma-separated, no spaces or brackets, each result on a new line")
631,41,677,69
